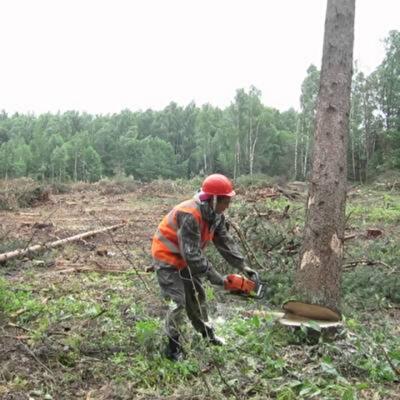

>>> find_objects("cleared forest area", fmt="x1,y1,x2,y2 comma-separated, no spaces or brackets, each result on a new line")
0,178,399,399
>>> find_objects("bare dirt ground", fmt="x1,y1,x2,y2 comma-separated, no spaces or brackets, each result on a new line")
0,186,185,274
0,185,191,399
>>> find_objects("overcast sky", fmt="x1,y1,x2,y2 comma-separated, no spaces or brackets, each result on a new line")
1,0,399,115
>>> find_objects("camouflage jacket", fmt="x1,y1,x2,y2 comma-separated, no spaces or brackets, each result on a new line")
154,194,245,282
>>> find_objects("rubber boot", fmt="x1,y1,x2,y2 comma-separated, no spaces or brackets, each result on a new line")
165,336,183,361
202,327,225,346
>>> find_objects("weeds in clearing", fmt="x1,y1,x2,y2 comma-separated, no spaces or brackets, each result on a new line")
0,182,399,398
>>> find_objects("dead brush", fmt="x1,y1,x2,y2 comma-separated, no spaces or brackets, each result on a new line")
69,181,94,193
140,178,194,196
95,177,138,195
0,178,50,210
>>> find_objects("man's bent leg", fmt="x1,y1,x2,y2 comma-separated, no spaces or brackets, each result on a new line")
182,272,208,332
182,271,225,346
156,267,186,360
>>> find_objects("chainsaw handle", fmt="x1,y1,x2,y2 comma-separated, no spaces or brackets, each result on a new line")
243,266,258,280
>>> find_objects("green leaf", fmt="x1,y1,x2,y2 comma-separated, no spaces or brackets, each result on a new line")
320,362,339,376
356,382,369,390
307,320,322,332
342,388,356,400
251,315,261,328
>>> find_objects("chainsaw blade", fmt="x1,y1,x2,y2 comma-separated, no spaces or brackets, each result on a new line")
253,281,267,299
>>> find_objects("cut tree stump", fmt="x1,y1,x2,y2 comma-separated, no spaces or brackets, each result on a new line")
279,301,343,332
283,301,341,321
279,313,343,329
0,223,126,264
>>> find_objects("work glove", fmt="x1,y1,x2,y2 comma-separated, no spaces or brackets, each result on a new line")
183,261,210,277
243,266,257,280
180,260,218,282
180,264,208,281
206,266,224,286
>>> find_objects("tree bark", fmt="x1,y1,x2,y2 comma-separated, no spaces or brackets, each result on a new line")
294,0,355,313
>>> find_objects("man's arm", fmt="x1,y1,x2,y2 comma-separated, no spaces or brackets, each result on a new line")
176,211,211,276
176,211,224,285
212,215,245,271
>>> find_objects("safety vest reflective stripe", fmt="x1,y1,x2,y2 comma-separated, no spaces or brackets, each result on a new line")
151,198,213,269
166,210,177,230
154,230,180,254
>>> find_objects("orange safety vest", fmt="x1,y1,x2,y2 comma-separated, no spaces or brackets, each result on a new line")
151,199,215,269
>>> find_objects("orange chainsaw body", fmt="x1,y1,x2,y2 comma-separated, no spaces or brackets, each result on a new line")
223,272,266,299
224,274,256,295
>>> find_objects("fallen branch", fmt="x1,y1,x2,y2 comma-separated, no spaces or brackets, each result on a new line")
343,259,391,270
212,361,240,400
229,220,266,271
49,266,129,275
0,223,126,264
378,344,400,379
18,340,55,382
266,237,287,253
92,216,151,293
344,234,356,241
7,322,31,332
276,185,301,200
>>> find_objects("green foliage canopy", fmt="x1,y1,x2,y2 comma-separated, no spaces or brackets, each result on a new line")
0,31,398,183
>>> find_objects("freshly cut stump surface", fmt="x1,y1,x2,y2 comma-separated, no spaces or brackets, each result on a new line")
283,301,341,321
279,312,343,328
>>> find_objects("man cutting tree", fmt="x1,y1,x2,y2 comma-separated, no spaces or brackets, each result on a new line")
151,173,257,361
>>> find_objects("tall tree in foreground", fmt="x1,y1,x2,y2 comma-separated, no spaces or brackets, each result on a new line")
292,0,355,315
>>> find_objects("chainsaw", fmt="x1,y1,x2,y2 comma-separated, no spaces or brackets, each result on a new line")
223,271,266,299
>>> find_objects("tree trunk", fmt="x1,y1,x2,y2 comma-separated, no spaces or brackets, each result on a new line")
248,113,253,177
248,105,252,176
302,129,309,179
0,223,126,264
234,139,240,179
74,152,78,182
294,117,300,180
350,133,356,181
203,152,207,174
294,0,355,314
249,120,260,177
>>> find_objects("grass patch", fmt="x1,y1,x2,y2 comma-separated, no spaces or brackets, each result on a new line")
0,182,399,399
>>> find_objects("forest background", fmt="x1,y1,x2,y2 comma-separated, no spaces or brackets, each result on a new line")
1,30,399,185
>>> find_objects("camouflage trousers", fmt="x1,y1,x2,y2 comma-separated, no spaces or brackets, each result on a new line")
156,266,214,338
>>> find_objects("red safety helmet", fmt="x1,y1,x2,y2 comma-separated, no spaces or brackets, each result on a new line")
201,174,235,197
